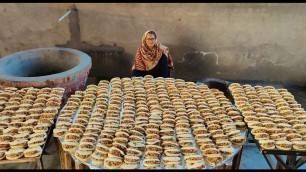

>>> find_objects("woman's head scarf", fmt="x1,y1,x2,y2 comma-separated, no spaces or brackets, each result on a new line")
132,30,174,71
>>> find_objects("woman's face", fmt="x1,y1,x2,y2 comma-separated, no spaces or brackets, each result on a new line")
145,33,156,49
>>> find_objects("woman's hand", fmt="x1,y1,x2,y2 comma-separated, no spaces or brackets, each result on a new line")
169,67,174,76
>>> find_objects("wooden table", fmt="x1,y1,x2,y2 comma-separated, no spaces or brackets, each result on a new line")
0,123,55,169
0,157,44,169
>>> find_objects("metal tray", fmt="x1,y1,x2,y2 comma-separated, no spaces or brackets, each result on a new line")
226,87,306,156
56,82,247,169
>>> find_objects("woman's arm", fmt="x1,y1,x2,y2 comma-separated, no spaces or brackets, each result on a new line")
169,66,174,76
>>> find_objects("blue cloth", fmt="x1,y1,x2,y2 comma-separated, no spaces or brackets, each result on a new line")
132,53,170,78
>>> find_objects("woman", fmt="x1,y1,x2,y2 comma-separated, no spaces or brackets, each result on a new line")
131,30,174,78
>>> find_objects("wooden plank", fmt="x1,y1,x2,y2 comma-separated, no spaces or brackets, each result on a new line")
231,146,243,169
54,138,74,169
63,152,73,169
55,137,74,169
215,165,225,169
74,160,85,169
224,164,232,170
36,158,44,169
0,157,38,164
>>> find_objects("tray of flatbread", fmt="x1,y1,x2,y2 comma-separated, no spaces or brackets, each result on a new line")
0,86,65,162
54,75,247,169
228,83,306,156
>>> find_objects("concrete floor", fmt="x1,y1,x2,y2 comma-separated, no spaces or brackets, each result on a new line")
1,77,306,169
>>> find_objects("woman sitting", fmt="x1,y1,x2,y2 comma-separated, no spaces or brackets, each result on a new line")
131,30,174,78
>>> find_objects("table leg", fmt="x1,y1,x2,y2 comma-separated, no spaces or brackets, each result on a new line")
223,164,232,170
55,138,73,169
286,155,297,169
231,146,243,169
74,160,85,169
262,153,274,169
63,152,73,169
215,165,225,169
294,156,306,169
274,155,286,169
223,155,234,169
55,138,65,169
36,158,44,170
43,125,55,155
275,161,285,169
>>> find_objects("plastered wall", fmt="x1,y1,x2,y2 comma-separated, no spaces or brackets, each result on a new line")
0,3,306,84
